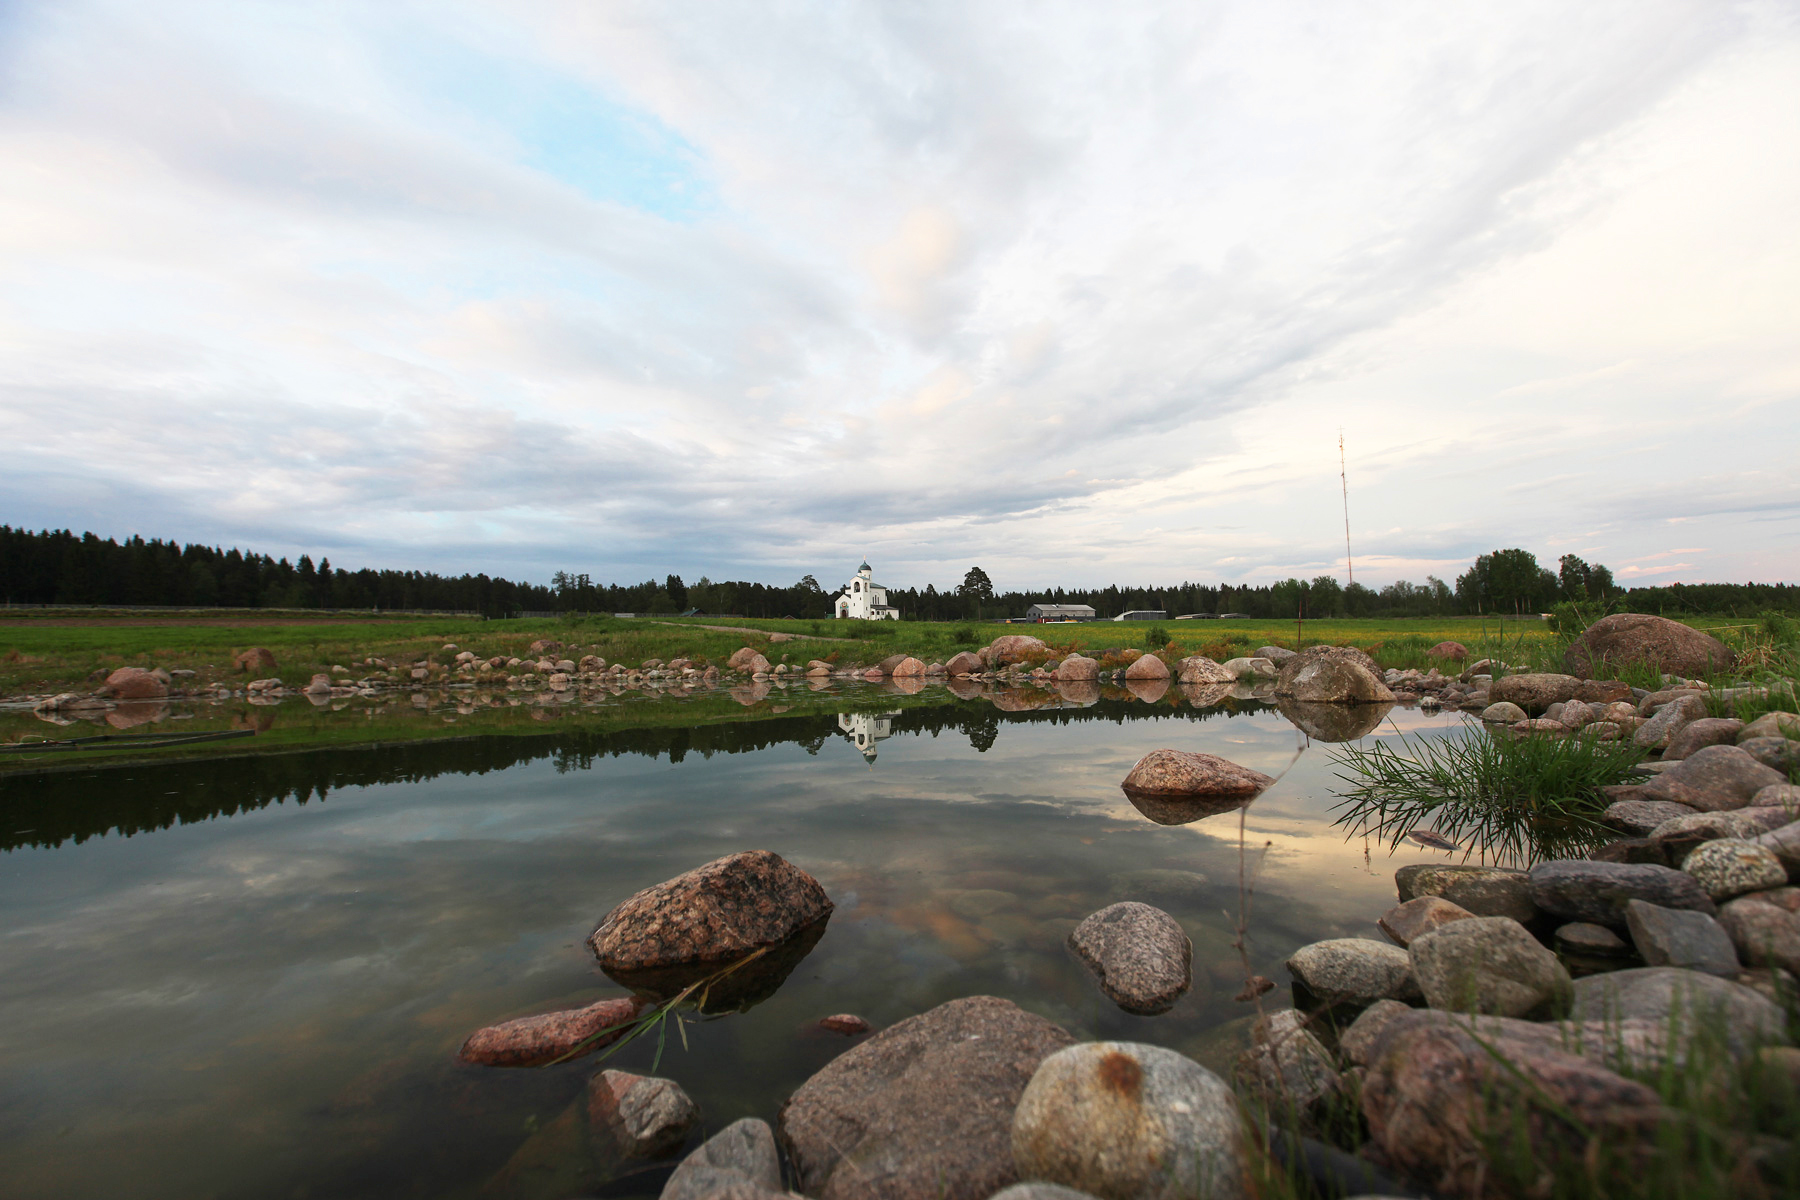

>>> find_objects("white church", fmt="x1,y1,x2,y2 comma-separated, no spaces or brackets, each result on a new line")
833,560,900,621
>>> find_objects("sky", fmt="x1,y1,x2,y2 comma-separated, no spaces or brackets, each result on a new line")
1,0,1797,593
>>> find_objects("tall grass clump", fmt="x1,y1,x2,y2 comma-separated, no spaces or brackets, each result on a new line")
1333,726,1645,865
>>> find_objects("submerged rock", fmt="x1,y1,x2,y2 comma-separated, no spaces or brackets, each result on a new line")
458,995,648,1067
779,995,1075,1200
1013,1042,1249,1200
1068,902,1192,1015
588,1070,699,1161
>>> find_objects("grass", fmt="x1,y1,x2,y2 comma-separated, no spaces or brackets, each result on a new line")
1331,724,1645,866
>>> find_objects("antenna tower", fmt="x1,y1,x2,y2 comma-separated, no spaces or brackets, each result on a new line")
1339,431,1353,587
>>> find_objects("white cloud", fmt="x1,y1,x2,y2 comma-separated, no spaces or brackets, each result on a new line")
0,0,1795,590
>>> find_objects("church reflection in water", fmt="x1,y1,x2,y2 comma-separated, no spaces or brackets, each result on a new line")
836,710,903,761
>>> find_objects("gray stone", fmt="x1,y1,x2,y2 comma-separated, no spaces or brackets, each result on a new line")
1220,656,1278,680
1489,672,1581,713
1717,888,1800,976
1558,699,1596,730
988,1187,1104,1200
779,995,1076,1200
1554,923,1632,957
1528,860,1716,926
1754,820,1800,876
1285,938,1420,1007
662,1118,784,1200
1068,902,1193,1015
1233,1008,1340,1123
1274,647,1395,704
1624,901,1739,977
1650,808,1796,866
1741,736,1800,774
1338,999,1414,1066
1377,896,1474,947
1633,693,1707,750
1256,645,1298,662
1739,711,1800,742
1751,783,1800,812
1479,700,1528,723
1662,717,1744,760
1569,966,1789,1053
1603,799,1700,836
1013,1041,1249,1200
1588,837,1669,866
1640,744,1789,812
1637,687,1708,717
1683,839,1788,901
588,1071,700,1161
1409,917,1572,1018
1395,864,1539,924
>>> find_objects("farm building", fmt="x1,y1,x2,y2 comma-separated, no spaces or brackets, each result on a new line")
1025,603,1095,621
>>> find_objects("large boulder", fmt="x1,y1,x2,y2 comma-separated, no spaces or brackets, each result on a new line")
589,851,832,977
1068,902,1192,1015
1639,744,1788,811
727,647,772,673
946,651,984,676
1174,656,1233,684
1408,917,1571,1018
1528,860,1715,926
1122,654,1169,681
1569,966,1789,1053
458,996,649,1066
101,667,167,700
233,647,277,674
983,636,1048,667
1489,672,1581,713
1273,647,1394,704
889,657,926,678
1427,641,1468,660
1012,1042,1249,1200
1118,749,1273,799
1564,613,1734,680
778,995,1076,1200
1050,654,1098,681
1361,1009,1665,1197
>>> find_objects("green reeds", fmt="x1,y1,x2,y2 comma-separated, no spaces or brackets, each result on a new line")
1332,725,1644,866
548,946,771,1072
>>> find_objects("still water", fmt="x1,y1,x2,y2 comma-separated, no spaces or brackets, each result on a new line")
0,688,1471,1200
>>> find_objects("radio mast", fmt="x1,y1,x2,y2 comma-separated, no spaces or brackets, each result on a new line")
1339,431,1353,587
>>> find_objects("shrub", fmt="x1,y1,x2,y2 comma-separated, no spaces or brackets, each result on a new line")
952,625,979,645
1143,624,1170,649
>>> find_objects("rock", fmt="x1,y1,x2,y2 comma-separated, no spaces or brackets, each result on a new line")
590,850,833,975
1338,998,1414,1066
1740,711,1800,742
819,1014,873,1035
588,1069,699,1161
1638,686,1706,716
983,635,1048,667
1274,647,1394,704
1624,900,1739,977
1490,672,1581,713
1256,645,1297,662
1683,839,1788,901
1362,1009,1665,1197
1234,1009,1340,1124
1220,656,1277,680
890,657,926,678
528,639,561,655
1377,896,1475,948
1427,641,1467,660
779,995,1075,1200
1717,888,1800,976
1479,700,1528,723
1590,837,1669,866
987,1187,1103,1200
1564,613,1735,680
1050,654,1097,681
727,647,768,672
1528,860,1715,925
458,996,649,1066
946,651,984,676
1106,868,1210,903
233,647,277,673
1557,698,1596,730
1013,1042,1249,1200
1121,791,1251,826
1633,693,1708,750
1555,922,1632,957
662,1117,784,1200
1118,749,1274,799
1575,678,1635,704
1752,783,1800,810
1123,654,1169,681
1742,736,1800,774
1068,902,1192,1015
1649,809,1794,866
1394,865,1539,924
1640,744,1789,811
1173,655,1232,684
1569,966,1789,1052
301,673,331,695
101,667,167,700
1604,799,1700,836
1409,917,1571,1018
1285,938,1420,1007
1663,717,1745,760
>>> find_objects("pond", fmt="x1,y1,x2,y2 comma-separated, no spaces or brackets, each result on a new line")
0,685,1475,1200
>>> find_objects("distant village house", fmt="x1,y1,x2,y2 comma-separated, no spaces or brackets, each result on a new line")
834,561,900,620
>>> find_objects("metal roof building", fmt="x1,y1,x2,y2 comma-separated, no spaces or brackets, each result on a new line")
1025,603,1096,621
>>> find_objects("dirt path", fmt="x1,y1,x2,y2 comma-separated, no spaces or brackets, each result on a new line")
646,621,857,643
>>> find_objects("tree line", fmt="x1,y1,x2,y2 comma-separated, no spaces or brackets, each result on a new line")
2,525,1794,619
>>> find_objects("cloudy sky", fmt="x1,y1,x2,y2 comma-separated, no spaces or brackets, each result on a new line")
1,0,1796,592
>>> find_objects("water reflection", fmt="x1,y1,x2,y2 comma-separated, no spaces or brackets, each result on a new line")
1278,698,1394,742
837,710,900,760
